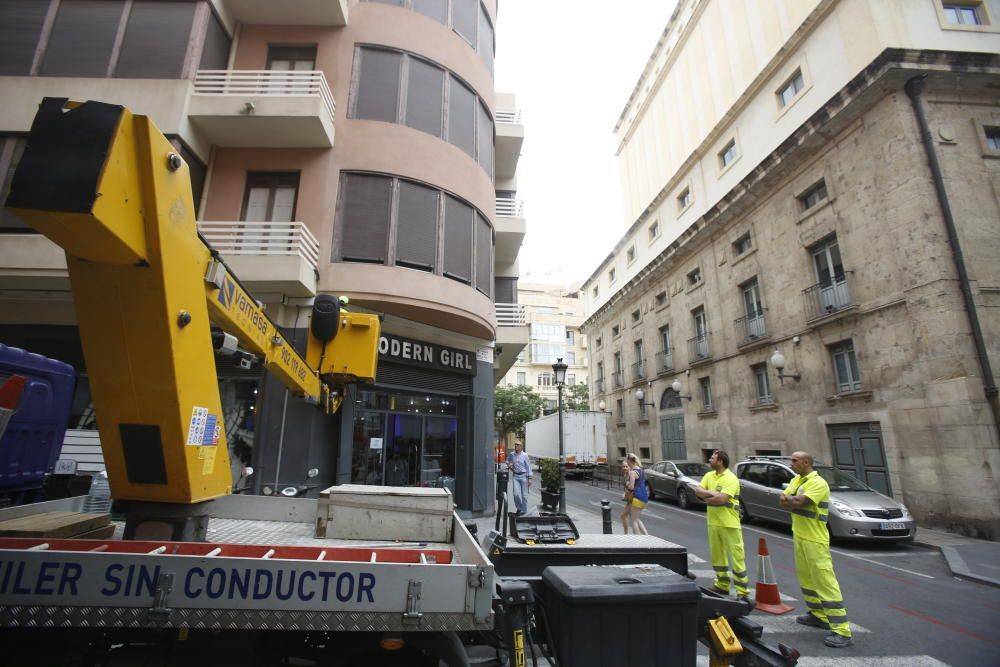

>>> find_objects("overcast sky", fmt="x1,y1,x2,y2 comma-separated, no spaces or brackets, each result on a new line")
494,1,678,287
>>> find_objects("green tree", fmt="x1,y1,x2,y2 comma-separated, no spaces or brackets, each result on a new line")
565,382,590,411
495,385,545,444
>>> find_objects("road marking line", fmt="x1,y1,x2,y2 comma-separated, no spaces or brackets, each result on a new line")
741,524,936,579
890,604,999,645
688,553,706,563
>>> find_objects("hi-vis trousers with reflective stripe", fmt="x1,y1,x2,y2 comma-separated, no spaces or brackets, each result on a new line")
794,538,851,637
708,525,749,595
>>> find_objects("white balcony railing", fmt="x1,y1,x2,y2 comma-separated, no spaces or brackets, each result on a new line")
495,198,524,217
194,70,336,121
198,221,320,270
495,302,526,327
495,108,521,124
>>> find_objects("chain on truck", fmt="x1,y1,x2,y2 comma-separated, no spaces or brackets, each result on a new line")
0,99,800,667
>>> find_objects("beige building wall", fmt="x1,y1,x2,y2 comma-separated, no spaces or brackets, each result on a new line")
583,0,1000,539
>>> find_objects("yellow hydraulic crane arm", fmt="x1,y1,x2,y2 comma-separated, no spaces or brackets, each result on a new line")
5,99,379,507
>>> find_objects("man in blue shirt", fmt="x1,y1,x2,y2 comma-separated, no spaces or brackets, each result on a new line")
508,441,532,515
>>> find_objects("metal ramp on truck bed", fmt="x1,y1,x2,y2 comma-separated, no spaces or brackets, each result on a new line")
0,495,494,633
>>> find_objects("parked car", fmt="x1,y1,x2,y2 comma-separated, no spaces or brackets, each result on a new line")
733,456,916,543
645,460,712,509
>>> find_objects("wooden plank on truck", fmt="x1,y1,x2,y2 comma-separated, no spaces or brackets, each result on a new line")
0,511,111,538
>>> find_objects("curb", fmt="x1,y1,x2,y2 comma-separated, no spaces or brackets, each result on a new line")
940,545,1000,589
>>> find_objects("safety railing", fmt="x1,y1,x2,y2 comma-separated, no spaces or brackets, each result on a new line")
495,302,526,326
495,198,524,217
631,359,646,382
612,371,624,388
688,333,712,362
655,350,674,373
734,312,767,346
198,221,320,269
194,70,336,121
495,108,521,124
803,274,853,321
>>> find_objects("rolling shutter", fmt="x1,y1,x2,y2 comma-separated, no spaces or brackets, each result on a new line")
339,173,391,263
396,180,438,270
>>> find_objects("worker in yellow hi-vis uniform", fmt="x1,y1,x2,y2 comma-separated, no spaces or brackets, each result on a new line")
780,451,852,649
693,450,749,602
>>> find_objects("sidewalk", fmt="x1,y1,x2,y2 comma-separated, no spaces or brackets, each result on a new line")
913,526,1000,589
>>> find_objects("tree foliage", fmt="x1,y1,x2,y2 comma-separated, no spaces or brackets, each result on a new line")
565,382,590,411
495,385,544,443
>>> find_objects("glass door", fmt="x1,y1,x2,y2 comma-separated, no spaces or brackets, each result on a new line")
385,414,421,486
423,416,457,486
352,413,385,484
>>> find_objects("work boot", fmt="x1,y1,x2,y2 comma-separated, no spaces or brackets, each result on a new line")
824,633,852,648
795,613,829,629
737,594,752,605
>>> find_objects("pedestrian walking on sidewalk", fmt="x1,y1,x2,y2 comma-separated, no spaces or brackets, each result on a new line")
620,453,649,534
508,441,532,515
693,449,750,602
780,450,853,648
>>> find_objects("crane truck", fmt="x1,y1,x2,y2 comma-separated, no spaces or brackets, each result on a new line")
0,99,798,666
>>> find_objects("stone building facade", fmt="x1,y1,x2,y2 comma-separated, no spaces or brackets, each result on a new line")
582,0,1000,539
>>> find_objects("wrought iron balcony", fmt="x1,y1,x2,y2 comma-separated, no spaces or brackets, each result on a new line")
687,333,712,362
595,377,605,393
612,371,624,388
655,350,674,373
631,359,646,382
734,312,767,346
803,274,853,321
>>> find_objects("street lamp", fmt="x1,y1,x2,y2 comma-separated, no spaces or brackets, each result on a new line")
636,388,656,419
552,357,568,514
597,399,613,414
671,378,693,402
770,348,801,384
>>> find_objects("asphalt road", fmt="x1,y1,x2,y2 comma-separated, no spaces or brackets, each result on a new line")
560,478,1000,667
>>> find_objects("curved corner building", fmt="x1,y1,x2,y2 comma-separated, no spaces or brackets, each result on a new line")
0,0,528,512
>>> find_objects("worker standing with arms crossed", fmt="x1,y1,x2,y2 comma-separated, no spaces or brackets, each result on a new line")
693,449,750,602
780,451,852,648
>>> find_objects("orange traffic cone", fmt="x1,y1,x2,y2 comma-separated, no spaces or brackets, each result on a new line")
754,538,794,615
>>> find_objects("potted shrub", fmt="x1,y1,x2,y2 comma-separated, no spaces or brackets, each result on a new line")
539,457,561,512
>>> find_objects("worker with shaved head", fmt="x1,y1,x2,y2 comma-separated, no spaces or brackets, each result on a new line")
780,450,852,648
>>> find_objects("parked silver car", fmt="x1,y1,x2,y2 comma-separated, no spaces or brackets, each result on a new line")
645,460,711,509
734,456,916,543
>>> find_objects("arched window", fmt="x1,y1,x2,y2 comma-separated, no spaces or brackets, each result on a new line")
660,388,682,410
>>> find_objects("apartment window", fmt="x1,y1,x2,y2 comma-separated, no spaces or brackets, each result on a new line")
729,235,750,258
449,78,477,159
597,361,604,381
677,187,692,210
0,0,49,75
986,126,1000,150
596,336,603,348
699,377,713,412
267,45,317,72
612,325,621,338
199,12,232,71
609,268,617,284
41,0,126,77
452,0,478,45
719,140,738,168
566,330,575,345
659,325,671,357
626,246,636,264
753,363,773,406
532,323,566,342
477,100,494,177
593,285,600,298
616,399,624,421
406,56,445,137
632,309,641,324
687,267,702,286
812,236,845,287
567,374,576,385
516,372,526,386
565,351,576,365
777,69,805,108
655,291,667,308
799,179,829,211
943,3,984,24
414,0,448,23
531,344,565,364
742,279,763,321
339,173,391,263
114,1,196,79
243,172,299,223
443,194,474,282
475,213,492,296
830,341,862,393
537,373,554,387
396,180,439,270
355,48,402,122
478,3,495,74
648,220,660,241
516,349,526,362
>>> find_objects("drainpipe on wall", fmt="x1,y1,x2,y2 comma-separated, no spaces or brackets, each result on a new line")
904,75,1000,444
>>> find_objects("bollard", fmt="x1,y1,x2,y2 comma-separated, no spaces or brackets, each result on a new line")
601,499,613,534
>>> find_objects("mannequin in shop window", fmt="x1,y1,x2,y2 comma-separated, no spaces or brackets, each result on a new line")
386,448,410,487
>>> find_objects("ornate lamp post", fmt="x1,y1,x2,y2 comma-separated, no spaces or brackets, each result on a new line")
552,357,568,514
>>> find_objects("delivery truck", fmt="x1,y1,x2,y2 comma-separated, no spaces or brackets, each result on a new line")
524,410,608,477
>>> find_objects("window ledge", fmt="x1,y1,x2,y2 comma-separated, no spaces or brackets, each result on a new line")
616,420,626,427
685,280,705,295
697,409,718,419
750,402,780,413
689,354,713,368
797,196,835,225
638,418,650,424
826,389,874,405
731,246,758,266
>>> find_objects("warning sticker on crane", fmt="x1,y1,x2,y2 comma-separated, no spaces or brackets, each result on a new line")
186,406,219,446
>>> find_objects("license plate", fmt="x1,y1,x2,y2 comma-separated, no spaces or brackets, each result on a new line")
880,522,906,530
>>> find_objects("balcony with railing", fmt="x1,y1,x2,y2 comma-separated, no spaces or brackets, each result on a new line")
198,221,319,296
631,359,647,383
655,350,674,374
803,274,854,322
495,93,524,180
612,371,624,389
688,333,712,364
494,197,525,265
495,302,526,326
735,312,768,347
595,377,605,394
494,301,528,383
188,70,336,148
496,197,525,217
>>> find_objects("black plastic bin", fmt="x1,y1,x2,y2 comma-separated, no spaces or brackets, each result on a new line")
541,565,700,667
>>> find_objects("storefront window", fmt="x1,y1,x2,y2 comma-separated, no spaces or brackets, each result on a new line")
352,390,457,488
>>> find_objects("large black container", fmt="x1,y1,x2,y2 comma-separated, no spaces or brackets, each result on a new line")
542,565,700,667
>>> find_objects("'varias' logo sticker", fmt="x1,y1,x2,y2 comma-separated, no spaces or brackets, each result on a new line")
218,274,236,309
